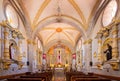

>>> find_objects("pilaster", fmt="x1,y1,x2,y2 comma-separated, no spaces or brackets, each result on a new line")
27,39,34,72
112,25,119,59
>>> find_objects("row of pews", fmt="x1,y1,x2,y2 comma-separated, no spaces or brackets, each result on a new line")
7,71,53,81
66,71,111,81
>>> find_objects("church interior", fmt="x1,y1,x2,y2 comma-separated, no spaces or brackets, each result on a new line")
0,0,120,81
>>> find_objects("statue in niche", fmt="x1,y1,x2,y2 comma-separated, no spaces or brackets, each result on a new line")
9,43,16,60
104,44,112,61
9,43,13,59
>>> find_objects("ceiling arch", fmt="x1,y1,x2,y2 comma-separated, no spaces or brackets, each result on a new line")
32,15,87,48
5,0,108,52
44,39,74,54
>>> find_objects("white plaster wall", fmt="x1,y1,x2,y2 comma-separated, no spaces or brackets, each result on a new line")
90,10,120,77
0,0,4,58
118,24,120,58
0,67,28,76
91,13,103,66
0,0,5,21
18,16,28,67
0,3,29,75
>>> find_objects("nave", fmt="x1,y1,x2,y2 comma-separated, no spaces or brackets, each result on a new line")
53,68,66,81
0,0,120,81
0,70,114,81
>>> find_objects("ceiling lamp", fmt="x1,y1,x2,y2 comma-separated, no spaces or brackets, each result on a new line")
56,0,62,22
56,28,62,32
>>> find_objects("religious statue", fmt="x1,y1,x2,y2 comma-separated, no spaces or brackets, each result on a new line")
58,50,61,63
9,43,16,59
72,59,76,71
104,44,112,61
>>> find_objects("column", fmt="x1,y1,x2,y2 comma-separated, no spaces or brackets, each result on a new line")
76,51,80,65
112,25,119,59
33,41,37,70
118,24,120,58
18,39,22,61
1,21,13,69
97,37,103,62
83,41,87,72
27,39,34,72
3,25,10,60
87,39,92,72
87,39,92,64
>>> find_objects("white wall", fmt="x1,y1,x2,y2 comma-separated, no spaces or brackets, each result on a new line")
0,1,29,76
90,9,120,77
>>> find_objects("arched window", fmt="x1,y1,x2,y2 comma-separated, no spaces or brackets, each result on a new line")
102,0,118,26
5,5,19,28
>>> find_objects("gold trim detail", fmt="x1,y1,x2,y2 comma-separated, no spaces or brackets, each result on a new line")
98,40,102,44
97,63,102,70
45,31,56,44
110,62,119,70
19,0,32,25
62,31,74,44
83,39,92,44
68,0,86,26
56,28,62,32
27,39,33,44
34,15,85,30
32,0,51,27
87,0,101,26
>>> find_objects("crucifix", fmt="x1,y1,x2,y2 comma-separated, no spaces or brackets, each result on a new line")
58,50,61,63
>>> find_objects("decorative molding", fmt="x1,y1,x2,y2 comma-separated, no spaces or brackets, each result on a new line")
98,40,102,44
104,59,120,70
87,0,101,26
68,0,87,29
18,0,32,26
2,59,12,70
32,0,51,27
62,31,74,44
27,39,33,44
34,15,85,30
45,31,56,44
83,39,92,44
96,62,103,70
112,30,118,35
93,52,97,58
87,39,92,44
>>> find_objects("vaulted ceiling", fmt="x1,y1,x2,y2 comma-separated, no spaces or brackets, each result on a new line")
5,0,110,49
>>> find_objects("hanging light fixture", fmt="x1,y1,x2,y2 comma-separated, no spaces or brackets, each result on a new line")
56,0,62,22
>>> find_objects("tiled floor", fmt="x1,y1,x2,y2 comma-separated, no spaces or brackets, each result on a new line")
52,69,66,81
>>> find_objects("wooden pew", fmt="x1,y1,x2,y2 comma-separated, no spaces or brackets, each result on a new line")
66,72,85,81
20,75,48,81
7,78,44,81
73,77,111,81
71,75,99,81
20,72,53,81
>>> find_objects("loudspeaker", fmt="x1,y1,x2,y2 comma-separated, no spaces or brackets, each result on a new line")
90,61,93,66
27,61,29,66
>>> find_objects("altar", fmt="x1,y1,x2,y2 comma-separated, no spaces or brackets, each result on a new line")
55,67,64,70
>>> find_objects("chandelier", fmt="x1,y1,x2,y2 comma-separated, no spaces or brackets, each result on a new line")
56,0,62,22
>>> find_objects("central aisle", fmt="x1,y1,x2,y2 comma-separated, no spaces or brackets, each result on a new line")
52,68,66,81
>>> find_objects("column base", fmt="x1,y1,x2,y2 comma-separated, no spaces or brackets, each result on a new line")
2,59,12,70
